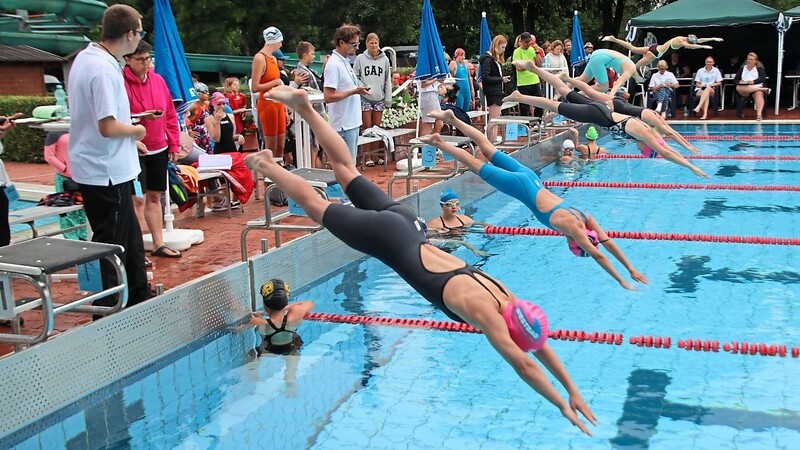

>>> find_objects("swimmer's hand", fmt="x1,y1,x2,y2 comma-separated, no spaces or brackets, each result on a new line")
629,269,649,285
566,394,597,436
249,313,268,325
620,281,637,291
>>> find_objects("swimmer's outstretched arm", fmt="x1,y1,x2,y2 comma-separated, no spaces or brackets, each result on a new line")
588,225,649,287
568,224,640,290
474,311,595,435
429,238,489,257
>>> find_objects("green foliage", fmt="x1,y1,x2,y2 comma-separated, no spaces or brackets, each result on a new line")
0,96,53,163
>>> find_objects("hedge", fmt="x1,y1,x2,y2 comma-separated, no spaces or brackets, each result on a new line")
0,96,55,163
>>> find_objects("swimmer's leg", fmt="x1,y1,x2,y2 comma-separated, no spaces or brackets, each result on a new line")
428,109,498,161
601,35,649,56
419,133,485,173
503,91,561,115
560,74,613,105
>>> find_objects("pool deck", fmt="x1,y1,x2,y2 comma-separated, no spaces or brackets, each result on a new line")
2,107,800,356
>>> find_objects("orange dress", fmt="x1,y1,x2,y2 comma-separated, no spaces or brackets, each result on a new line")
255,52,287,137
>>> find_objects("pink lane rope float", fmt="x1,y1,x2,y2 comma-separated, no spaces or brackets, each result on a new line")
680,135,796,141
303,313,800,359
482,225,800,246
543,181,800,192
598,154,800,161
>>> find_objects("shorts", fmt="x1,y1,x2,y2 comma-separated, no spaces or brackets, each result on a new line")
257,99,287,137
138,149,169,192
361,99,386,112
419,91,441,123
485,94,504,107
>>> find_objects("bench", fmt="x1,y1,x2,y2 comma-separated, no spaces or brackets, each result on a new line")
387,134,475,198
240,168,346,260
9,204,88,241
357,128,417,172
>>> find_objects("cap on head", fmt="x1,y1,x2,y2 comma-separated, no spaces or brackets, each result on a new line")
440,189,459,205
210,92,226,106
194,82,208,94
261,279,290,311
454,48,465,58
562,139,575,150
584,41,594,49
272,49,289,60
502,299,549,352
585,126,599,140
568,229,600,257
263,26,284,45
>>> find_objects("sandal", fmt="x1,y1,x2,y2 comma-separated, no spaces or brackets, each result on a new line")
145,257,153,267
151,245,182,258
365,160,375,167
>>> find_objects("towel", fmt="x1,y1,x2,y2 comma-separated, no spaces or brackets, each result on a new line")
361,126,394,155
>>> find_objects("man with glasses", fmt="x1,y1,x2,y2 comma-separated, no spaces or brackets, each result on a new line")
573,41,593,77
68,4,152,317
324,23,371,163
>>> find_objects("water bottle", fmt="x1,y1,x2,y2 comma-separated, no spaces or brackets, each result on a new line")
54,85,67,118
683,106,689,118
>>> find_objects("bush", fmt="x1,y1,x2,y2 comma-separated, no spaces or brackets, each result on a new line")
0,96,54,163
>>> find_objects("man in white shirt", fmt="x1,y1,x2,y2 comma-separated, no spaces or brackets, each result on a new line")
648,60,678,116
68,4,151,315
323,23,370,163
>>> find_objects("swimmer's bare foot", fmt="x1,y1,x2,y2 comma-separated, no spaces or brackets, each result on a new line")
601,35,615,42
511,60,536,72
502,90,524,104
418,133,444,147
263,85,310,112
427,109,457,124
245,149,276,171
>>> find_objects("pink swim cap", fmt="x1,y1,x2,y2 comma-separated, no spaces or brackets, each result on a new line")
502,300,549,352
568,229,599,257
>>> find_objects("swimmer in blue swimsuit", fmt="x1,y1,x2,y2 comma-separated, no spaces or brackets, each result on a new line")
602,34,723,73
245,86,597,435
423,109,649,291
507,61,709,178
575,49,642,98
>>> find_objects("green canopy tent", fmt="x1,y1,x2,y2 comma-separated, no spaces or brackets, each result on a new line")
625,0,786,115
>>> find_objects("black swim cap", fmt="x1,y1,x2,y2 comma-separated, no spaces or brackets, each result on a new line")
261,279,290,310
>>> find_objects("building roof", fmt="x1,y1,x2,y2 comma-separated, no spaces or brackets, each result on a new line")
0,45,66,63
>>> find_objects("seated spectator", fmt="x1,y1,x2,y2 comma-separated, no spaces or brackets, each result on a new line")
249,279,315,356
42,131,88,241
648,60,678,116
721,54,742,77
427,189,475,234
693,56,722,120
575,126,607,160
734,52,770,121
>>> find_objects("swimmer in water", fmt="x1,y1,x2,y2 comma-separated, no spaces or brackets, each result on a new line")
422,108,649,291
245,85,596,435
250,279,316,355
427,189,476,234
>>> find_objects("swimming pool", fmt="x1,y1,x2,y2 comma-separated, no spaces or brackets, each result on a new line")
3,123,799,449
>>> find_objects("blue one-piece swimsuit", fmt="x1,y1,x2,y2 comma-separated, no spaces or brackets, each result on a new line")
478,151,586,230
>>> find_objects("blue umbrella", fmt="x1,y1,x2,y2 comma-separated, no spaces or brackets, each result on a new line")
415,0,449,80
570,10,587,66
478,11,491,81
154,0,197,115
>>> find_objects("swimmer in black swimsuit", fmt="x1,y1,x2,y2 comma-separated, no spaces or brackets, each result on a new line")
427,189,475,234
245,86,597,435
250,279,316,356
602,35,722,73
507,61,709,178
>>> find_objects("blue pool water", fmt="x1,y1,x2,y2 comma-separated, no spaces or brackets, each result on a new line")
5,124,800,449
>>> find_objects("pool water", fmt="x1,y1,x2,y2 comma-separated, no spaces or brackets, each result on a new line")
5,124,800,449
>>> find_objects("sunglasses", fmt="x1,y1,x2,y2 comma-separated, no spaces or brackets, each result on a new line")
442,200,460,208
347,40,360,48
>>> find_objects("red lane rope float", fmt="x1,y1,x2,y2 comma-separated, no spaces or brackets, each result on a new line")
482,225,800,246
680,135,796,141
543,181,800,192
304,313,799,359
598,154,800,161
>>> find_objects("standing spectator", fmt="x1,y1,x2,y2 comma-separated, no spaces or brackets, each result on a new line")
512,32,543,117
353,32,392,166
693,56,722,120
648,60,679,116
449,48,474,112
574,41,593,77
67,4,151,313
564,39,572,62
122,40,182,259
480,35,510,141
0,115,17,247
251,27,288,163
273,50,292,85
544,40,569,75
224,77,248,136
292,41,323,92
324,23,370,162
43,131,88,241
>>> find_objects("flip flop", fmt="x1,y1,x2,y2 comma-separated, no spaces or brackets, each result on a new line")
152,245,182,258
145,257,153,267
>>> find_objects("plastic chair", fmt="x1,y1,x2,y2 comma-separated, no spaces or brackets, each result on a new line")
688,72,720,117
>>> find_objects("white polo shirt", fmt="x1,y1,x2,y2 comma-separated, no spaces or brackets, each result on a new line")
323,50,362,132
68,43,140,186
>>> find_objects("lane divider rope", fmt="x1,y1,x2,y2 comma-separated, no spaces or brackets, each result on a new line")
481,226,800,246
598,154,800,161
543,181,800,192
680,135,796,141
304,312,800,359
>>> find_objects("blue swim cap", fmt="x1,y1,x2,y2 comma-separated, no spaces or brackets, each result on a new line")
440,189,459,205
